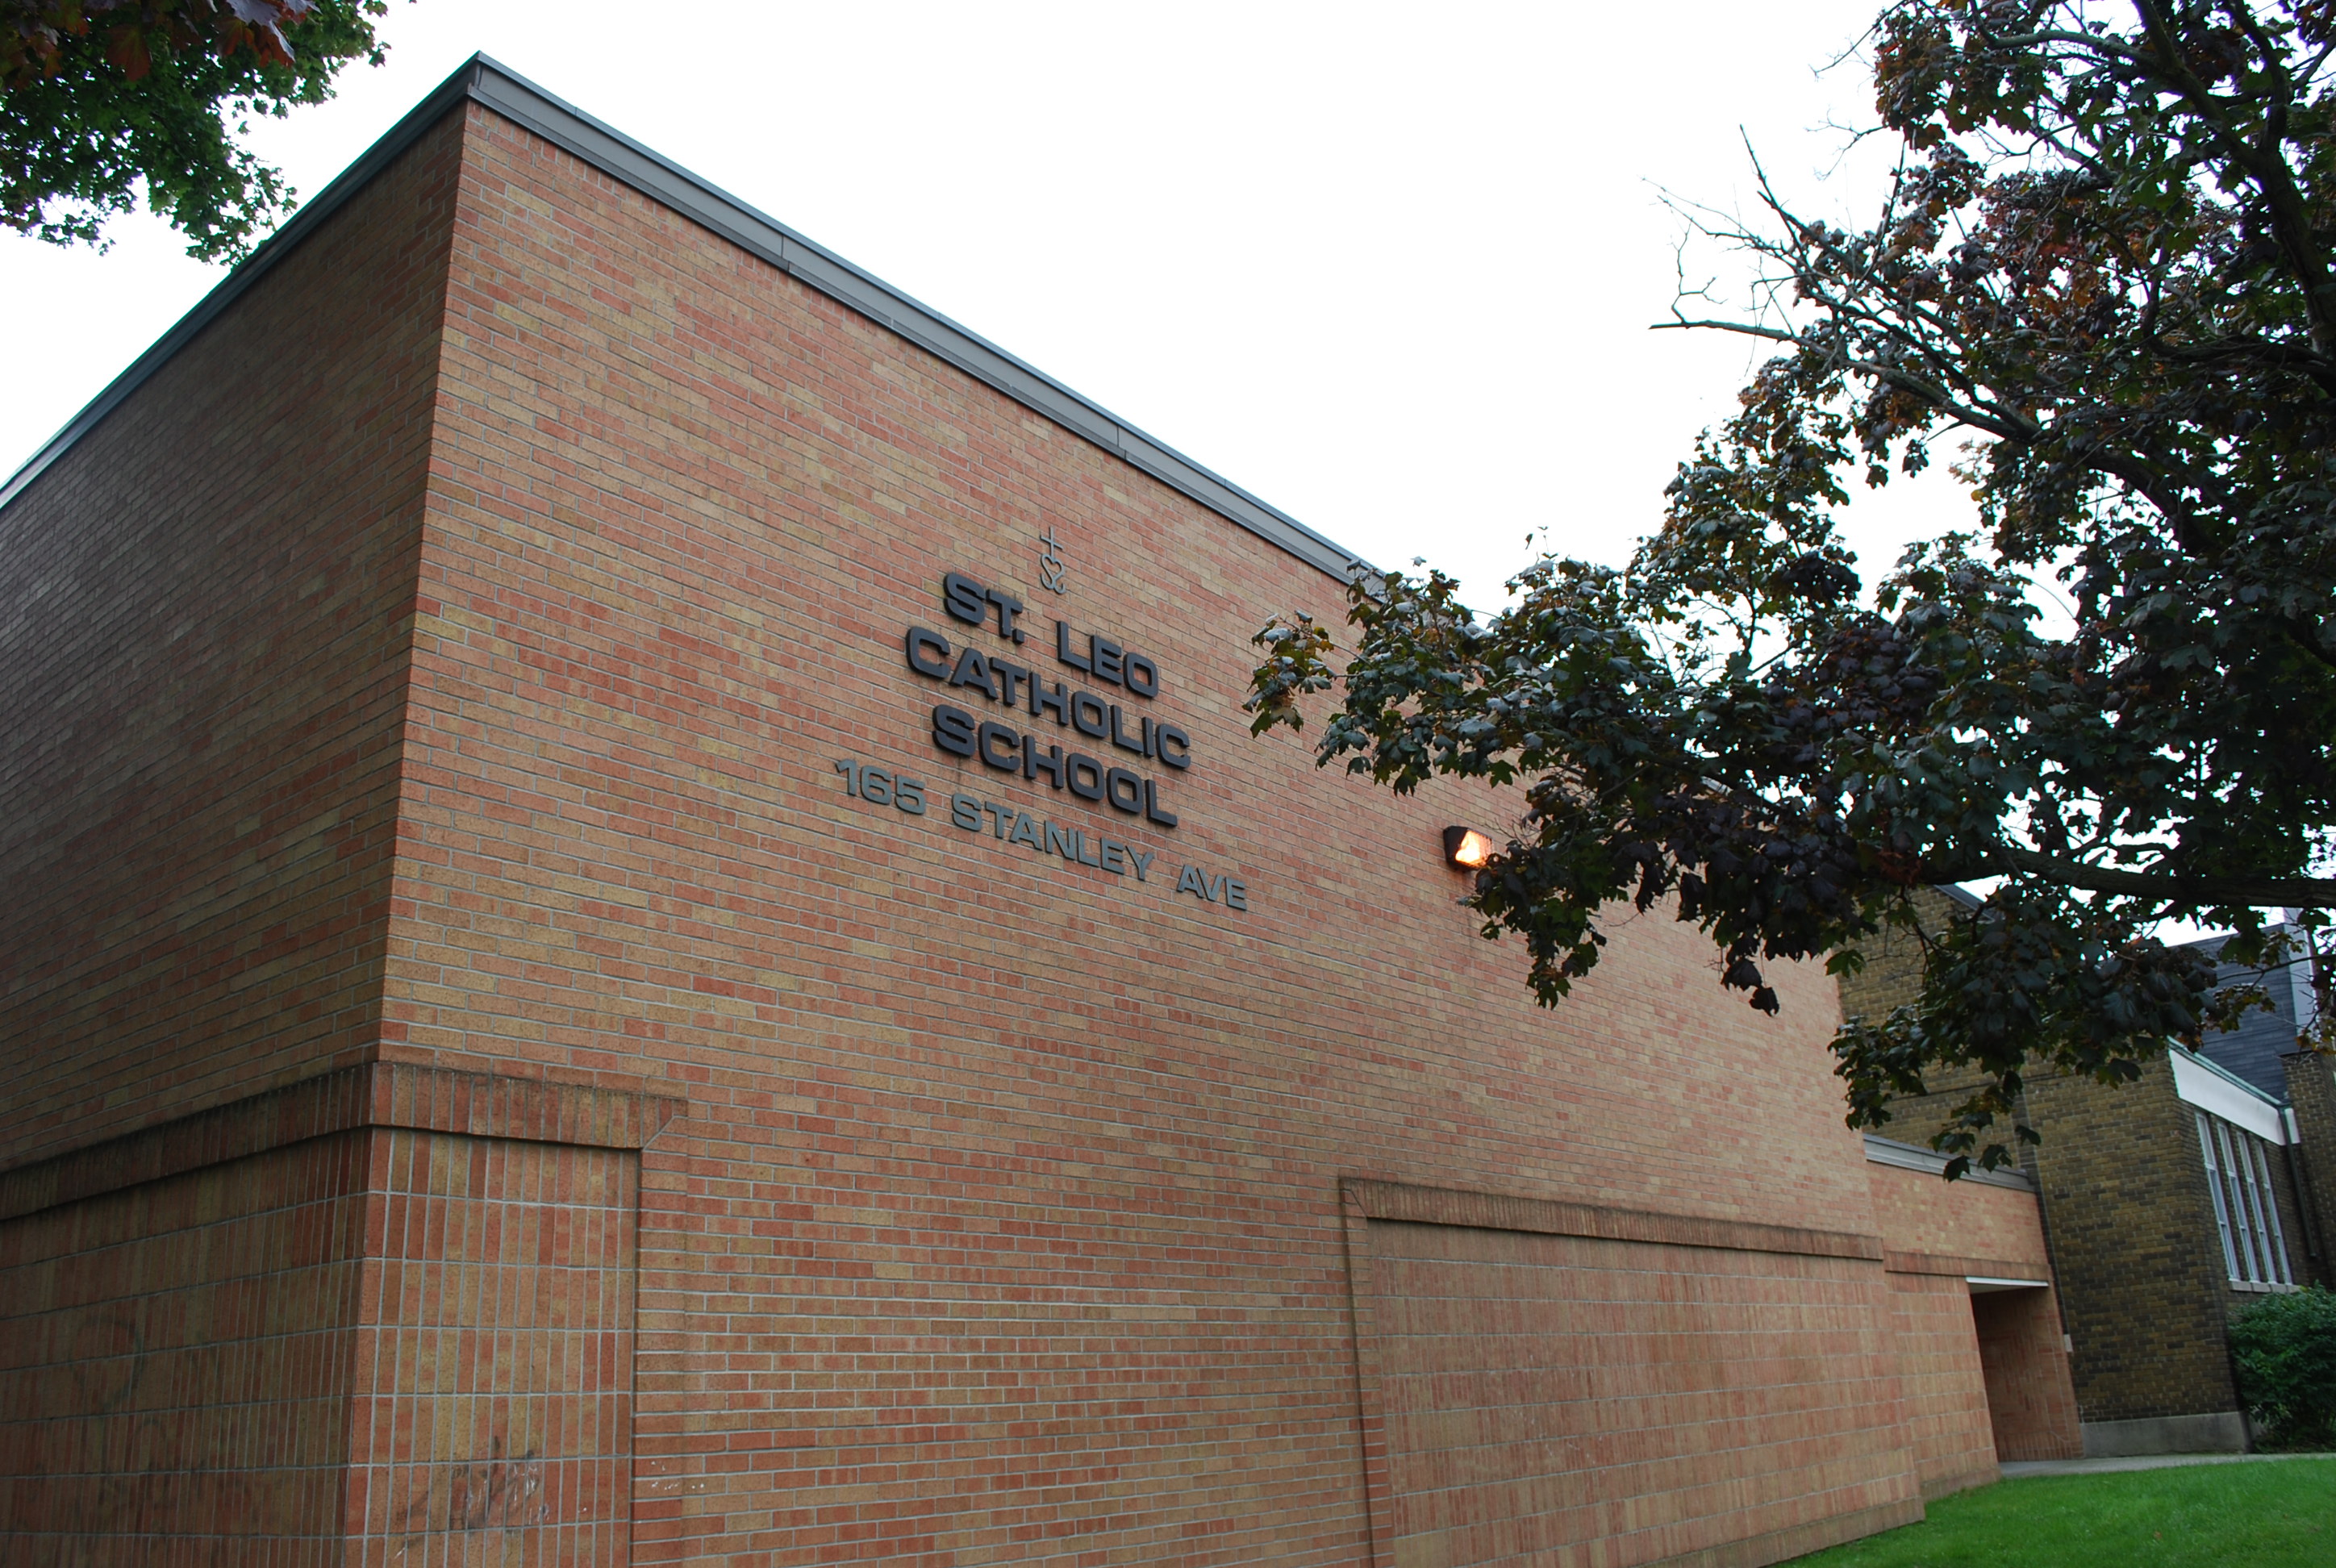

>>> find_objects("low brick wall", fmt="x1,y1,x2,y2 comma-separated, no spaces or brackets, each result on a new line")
0,1064,681,1564
1340,1182,1921,1568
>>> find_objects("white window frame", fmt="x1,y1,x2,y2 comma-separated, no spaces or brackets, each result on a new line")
2200,1111,2293,1287
2242,1133,2294,1287
2199,1112,2242,1280
2216,1117,2265,1282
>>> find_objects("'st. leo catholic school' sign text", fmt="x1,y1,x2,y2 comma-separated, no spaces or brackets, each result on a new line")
824,569,1251,914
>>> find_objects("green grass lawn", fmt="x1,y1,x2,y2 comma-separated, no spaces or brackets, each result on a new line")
1784,1457,2336,1567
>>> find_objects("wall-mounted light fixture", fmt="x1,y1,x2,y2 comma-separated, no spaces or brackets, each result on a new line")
1442,826,1493,871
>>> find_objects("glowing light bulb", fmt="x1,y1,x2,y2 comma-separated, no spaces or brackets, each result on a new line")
1443,826,1494,870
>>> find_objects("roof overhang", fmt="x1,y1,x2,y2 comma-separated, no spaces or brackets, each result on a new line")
2171,1045,2288,1144
1,56,1373,586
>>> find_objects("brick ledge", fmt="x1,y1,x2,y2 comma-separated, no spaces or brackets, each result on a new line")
0,1062,686,1222
1342,1178,1886,1263
1883,1248,2049,1281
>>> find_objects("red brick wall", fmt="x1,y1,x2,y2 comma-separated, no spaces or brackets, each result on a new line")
1864,1163,2080,1469
381,102,1925,1564
0,90,2080,1564
0,1064,673,1565
0,115,463,1166
1864,1163,2054,1281
345,1128,640,1566
1345,1185,1920,1568
0,1132,370,1563
1882,1274,1996,1497
1972,1288,2081,1462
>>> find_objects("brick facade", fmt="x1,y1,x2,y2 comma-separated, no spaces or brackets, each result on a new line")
0,1064,679,1563
1,61,2079,1566
1840,886,2324,1455
1971,1287,2076,1462
2024,1061,2241,1425
0,115,461,1167
1861,1162,2081,1486
1881,1274,1997,1497
1339,1181,1925,1565
2288,1052,2336,1280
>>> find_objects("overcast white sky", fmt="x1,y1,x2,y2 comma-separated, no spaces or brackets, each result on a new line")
2,0,1969,609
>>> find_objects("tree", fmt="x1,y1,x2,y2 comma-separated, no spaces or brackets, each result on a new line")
4,0,394,261
1249,0,2336,1175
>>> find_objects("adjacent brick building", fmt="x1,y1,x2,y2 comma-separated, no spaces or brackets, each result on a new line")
1841,888,2334,1457
1,57,2082,1567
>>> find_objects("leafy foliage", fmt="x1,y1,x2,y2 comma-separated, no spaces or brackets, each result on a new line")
2231,1285,2336,1449
1250,0,2336,1173
3,0,393,261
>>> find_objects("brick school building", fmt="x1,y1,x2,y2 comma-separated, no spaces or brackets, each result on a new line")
0,57,2080,1568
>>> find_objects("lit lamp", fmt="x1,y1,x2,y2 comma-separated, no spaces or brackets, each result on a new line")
1442,826,1494,871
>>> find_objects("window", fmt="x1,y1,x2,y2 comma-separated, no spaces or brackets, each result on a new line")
2243,1133,2294,1287
2198,1113,2241,1279
2197,1111,2293,1287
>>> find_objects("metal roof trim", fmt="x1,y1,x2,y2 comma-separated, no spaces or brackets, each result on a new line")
3,55,1373,586
0,58,482,515
2170,1044,2290,1142
1861,1132,2037,1191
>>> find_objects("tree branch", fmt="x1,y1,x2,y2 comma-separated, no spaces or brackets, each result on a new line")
1976,844,2336,908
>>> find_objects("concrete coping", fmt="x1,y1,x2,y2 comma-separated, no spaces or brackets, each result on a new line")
1862,1132,2038,1191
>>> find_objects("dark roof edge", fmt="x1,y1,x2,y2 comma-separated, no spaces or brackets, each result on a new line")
2,56,1373,585
0,58,482,517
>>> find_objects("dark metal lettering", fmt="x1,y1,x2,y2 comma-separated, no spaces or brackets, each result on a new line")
1070,692,1108,739
1124,653,1159,699
1145,777,1178,828
1103,767,1143,815
906,627,952,678
1108,705,1147,757
1054,619,1091,673
1024,737,1066,788
985,587,1024,642
944,573,988,626
950,793,982,831
1091,637,1124,686
977,721,1020,772
1031,678,1069,724
948,646,999,700
1066,753,1104,802
932,705,977,757
994,660,1031,708
1154,724,1191,769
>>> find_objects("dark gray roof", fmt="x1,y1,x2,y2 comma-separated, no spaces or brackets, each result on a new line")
0,56,1372,585
2190,927,2313,1102
1924,886,2313,1103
